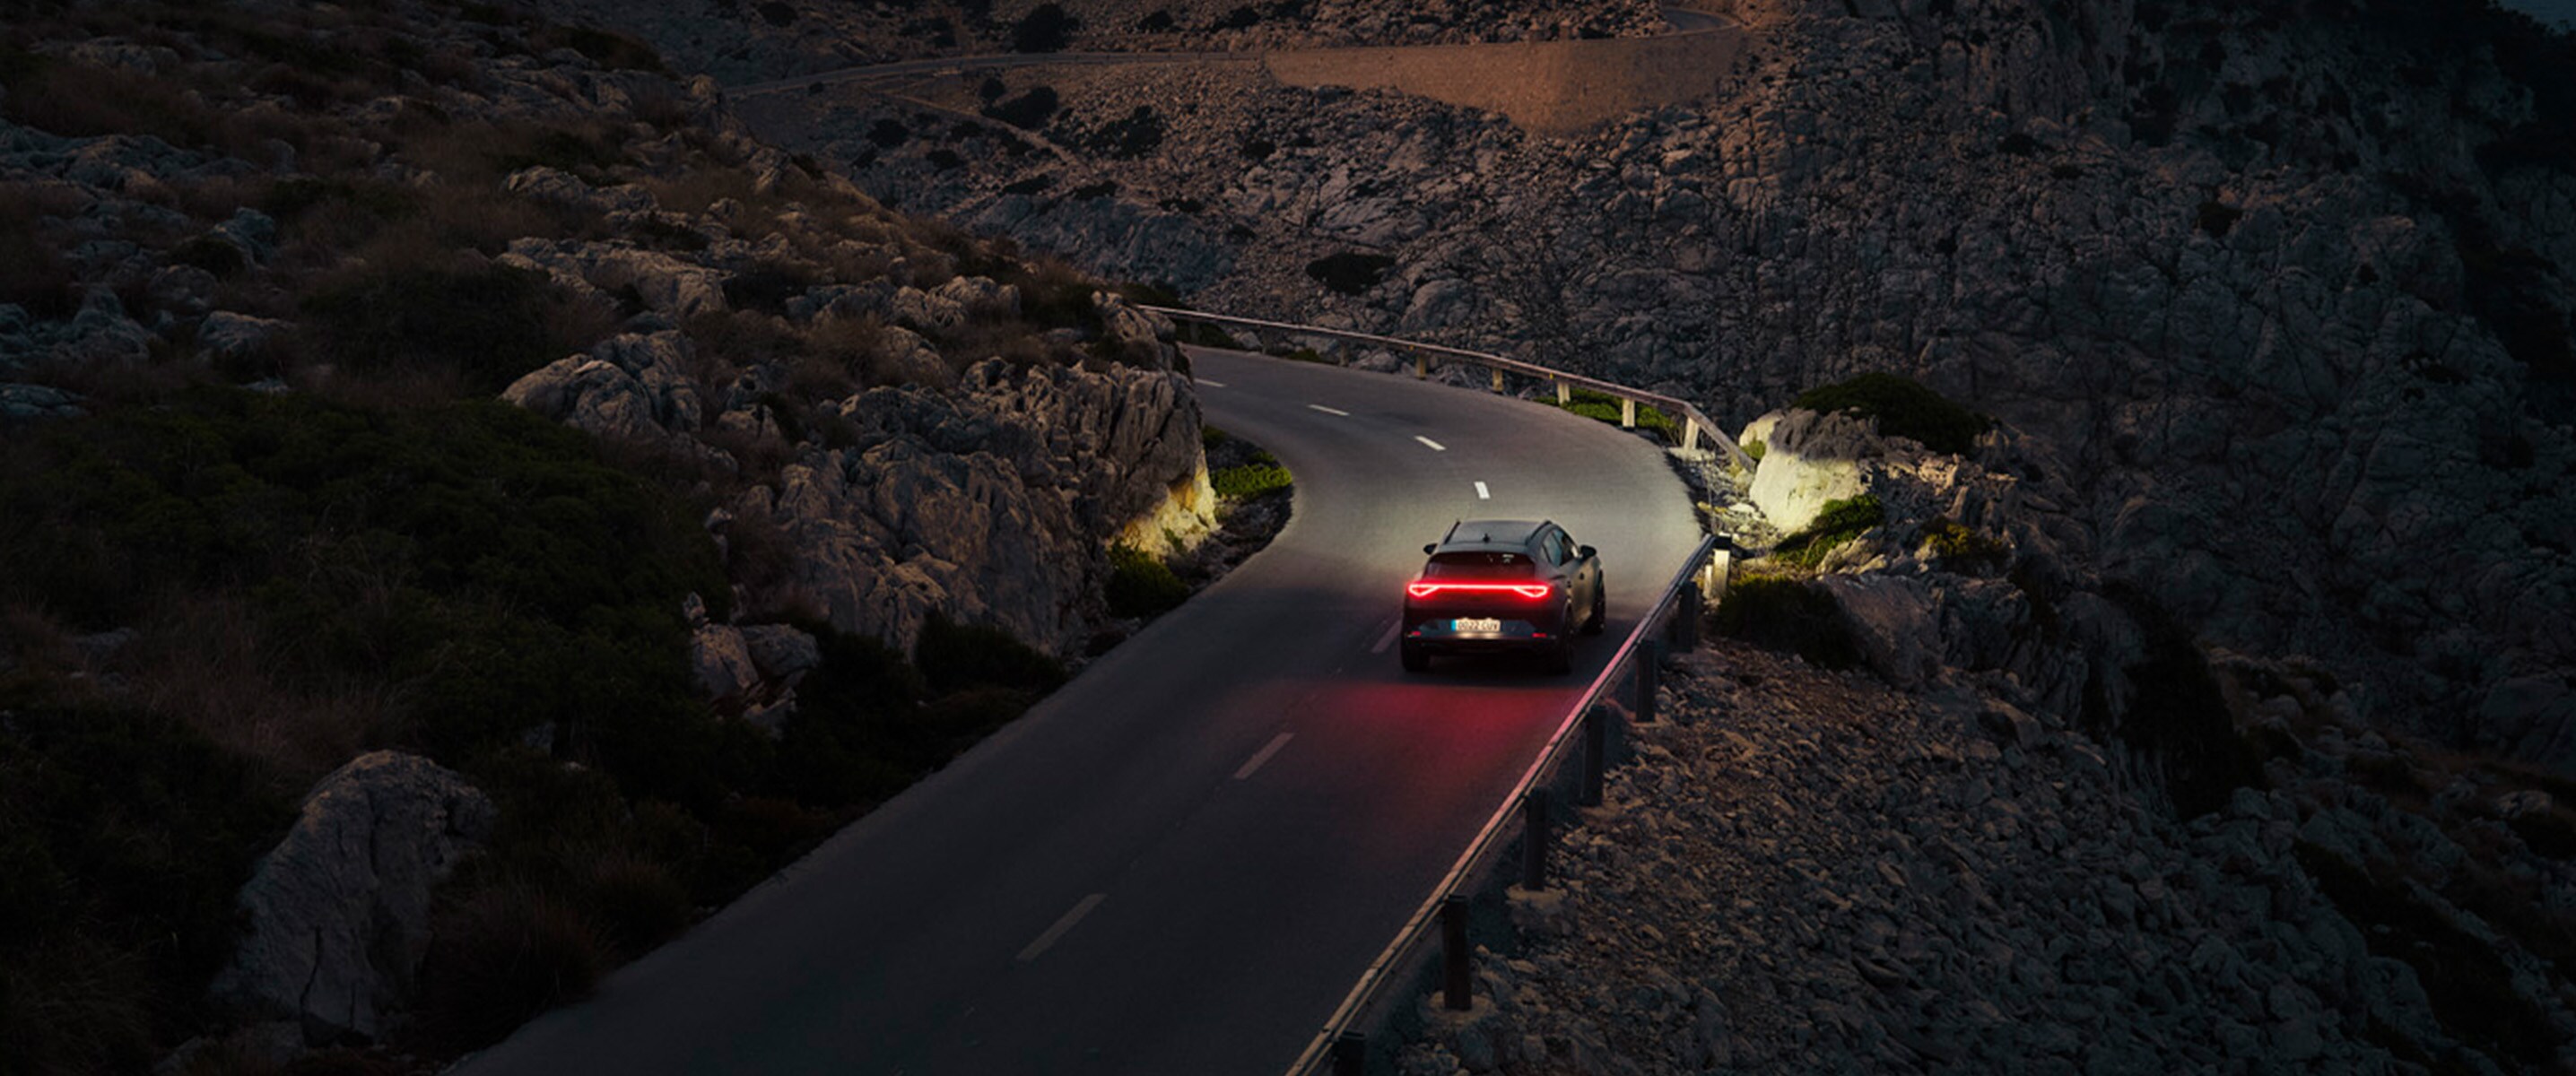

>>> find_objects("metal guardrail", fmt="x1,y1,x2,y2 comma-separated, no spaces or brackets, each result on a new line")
1138,306,1755,473
1283,533,1725,1076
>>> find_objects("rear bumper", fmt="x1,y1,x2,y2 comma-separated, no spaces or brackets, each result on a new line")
1402,611,1567,654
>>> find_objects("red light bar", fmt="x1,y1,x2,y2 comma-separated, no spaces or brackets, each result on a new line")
1405,581,1553,599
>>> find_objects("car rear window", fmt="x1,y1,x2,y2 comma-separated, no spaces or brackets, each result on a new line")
1426,551,1532,577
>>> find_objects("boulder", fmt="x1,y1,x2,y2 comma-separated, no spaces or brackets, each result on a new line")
1817,573,1939,689
198,311,289,361
502,332,707,451
691,622,758,702
1746,407,1875,534
209,752,496,1046
0,382,88,421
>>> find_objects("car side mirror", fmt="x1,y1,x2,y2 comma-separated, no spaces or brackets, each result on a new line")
1423,543,1438,555
1579,544,1597,560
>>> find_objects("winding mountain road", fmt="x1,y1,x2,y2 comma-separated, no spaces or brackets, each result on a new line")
455,350,1703,1075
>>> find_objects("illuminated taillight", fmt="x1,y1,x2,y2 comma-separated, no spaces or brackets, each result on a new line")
1405,582,1553,599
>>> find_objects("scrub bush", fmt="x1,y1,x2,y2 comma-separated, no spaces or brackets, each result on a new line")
1713,575,1858,669
1770,495,1884,568
1790,372,1989,456
1106,543,1187,618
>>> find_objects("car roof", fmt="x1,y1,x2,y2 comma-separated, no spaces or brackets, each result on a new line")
1435,519,1550,551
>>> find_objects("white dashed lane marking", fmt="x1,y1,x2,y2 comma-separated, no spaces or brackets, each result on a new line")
1475,481,1490,499
1415,436,1447,451
1371,618,1401,654
1232,733,1295,781
1016,894,1107,963
1307,404,1351,416
1198,378,1227,387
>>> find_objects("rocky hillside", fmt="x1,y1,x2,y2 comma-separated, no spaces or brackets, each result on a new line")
523,0,1669,86
0,0,1226,1070
718,0,2576,778
1383,380,2576,1072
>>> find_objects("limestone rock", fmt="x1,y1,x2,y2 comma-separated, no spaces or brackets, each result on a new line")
209,752,496,1046
502,332,708,451
1745,408,1875,534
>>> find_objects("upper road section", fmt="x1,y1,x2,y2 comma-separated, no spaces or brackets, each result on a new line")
455,349,1703,1074
729,6,1750,136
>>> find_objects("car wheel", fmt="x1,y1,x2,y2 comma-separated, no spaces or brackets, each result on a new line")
1583,583,1606,636
1400,642,1430,673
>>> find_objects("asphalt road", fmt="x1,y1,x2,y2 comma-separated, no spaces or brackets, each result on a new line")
453,349,1704,1075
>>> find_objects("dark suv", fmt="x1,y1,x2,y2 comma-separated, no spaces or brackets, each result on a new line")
1400,519,1605,674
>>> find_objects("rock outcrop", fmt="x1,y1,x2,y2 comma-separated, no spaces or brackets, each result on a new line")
209,753,497,1046
727,357,1208,655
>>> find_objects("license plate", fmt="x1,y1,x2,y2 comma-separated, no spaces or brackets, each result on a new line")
1454,618,1502,633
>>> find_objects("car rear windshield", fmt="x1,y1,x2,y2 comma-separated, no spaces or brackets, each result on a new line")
1425,551,1534,577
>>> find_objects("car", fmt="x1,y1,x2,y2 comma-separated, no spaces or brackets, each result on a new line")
1400,518,1605,674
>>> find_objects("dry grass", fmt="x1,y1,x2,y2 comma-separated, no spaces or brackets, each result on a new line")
125,594,384,792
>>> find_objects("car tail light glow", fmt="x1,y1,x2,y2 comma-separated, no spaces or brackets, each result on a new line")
1405,581,1553,599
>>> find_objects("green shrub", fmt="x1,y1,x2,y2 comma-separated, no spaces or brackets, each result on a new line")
1713,575,1858,669
0,704,292,1062
419,883,610,1051
1553,387,1683,441
1790,372,1990,456
300,264,572,394
1919,516,2008,569
983,86,1060,130
914,612,1066,697
1213,463,1292,500
1305,252,1394,296
2196,199,2243,238
1106,543,1187,618
168,235,248,278
1770,494,1884,568
1011,4,1080,52
2093,582,2262,820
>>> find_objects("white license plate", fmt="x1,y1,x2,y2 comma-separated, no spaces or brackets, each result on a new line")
1454,618,1503,633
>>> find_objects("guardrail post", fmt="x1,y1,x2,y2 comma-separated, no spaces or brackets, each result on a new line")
1671,586,1701,649
1683,419,1701,452
1521,789,1550,890
1490,368,1504,393
1582,708,1607,805
1413,352,1428,379
1620,398,1637,429
1440,895,1472,1011
1638,639,1662,725
1331,1031,1367,1076
1555,380,1570,404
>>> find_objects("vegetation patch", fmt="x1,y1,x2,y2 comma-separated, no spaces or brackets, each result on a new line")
1791,372,1989,456
1713,574,1858,669
1305,251,1394,296
1105,542,1188,618
300,262,594,395
0,705,292,1072
1769,494,1884,569
2093,582,2263,819
1918,516,2008,571
1011,4,1080,53
1552,386,1683,443
2196,199,2243,238
1213,462,1292,500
